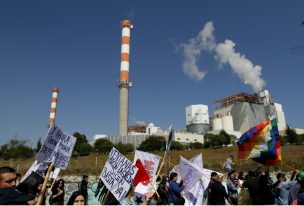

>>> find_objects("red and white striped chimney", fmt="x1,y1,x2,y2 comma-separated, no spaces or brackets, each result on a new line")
118,20,133,136
49,87,59,126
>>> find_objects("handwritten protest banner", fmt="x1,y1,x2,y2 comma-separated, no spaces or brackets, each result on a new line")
36,124,76,170
133,150,160,179
100,147,138,202
179,156,203,191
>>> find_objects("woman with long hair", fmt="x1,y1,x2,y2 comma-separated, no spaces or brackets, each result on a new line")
67,190,86,205
50,179,65,205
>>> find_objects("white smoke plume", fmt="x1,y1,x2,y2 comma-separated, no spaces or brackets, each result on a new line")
215,40,266,92
180,21,216,81
180,21,266,92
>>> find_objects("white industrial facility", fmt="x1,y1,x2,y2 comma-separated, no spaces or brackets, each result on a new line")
213,90,287,134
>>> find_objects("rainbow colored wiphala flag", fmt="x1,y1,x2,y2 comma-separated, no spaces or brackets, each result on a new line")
237,116,281,165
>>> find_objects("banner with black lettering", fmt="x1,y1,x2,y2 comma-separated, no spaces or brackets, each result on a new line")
36,124,76,170
100,147,138,202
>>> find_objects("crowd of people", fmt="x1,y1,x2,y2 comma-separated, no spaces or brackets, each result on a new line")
0,166,88,205
1,162,304,205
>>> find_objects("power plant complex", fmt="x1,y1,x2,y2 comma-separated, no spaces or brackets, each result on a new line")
94,20,290,147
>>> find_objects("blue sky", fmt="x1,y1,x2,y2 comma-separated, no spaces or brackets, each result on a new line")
1,1,303,146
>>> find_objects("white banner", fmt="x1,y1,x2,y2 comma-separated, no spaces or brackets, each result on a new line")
133,150,161,197
36,124,76,170
100,147,138,202
133,150,160,179
189,153,203,170
179,156,203,192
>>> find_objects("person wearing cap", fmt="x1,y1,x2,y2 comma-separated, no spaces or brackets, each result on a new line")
0,186,36,205
0,166,17,189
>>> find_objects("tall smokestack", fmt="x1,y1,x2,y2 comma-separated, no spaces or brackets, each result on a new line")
49,87,59,126
118,20,133,136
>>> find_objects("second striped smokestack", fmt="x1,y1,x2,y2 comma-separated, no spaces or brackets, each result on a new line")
118,20,133,136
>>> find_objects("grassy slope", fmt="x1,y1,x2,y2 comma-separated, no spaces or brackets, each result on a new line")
0,145,303,176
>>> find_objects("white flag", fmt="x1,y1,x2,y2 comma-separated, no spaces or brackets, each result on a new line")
133,150,161,179
179,156,203,192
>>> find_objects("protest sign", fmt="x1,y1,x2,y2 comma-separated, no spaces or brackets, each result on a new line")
179,156,203,191
133,150,160,179
171,154,205,205
36,124,76,169
133,150,161,198
189,153,203,170
100,147,138,202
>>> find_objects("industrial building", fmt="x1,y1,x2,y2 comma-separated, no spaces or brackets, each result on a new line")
185,104,210,135
213,90,287,134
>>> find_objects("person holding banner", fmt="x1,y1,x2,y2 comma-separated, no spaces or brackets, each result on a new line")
167,172,185,205
0,167,17,189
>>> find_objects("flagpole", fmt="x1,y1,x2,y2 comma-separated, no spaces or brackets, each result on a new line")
101,190,111,205
36,163,53,205
281,161,297,171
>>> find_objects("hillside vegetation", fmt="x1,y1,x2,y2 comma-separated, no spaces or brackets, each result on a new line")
0,144,303,177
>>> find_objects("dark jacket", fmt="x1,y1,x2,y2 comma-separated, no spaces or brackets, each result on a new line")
167,180,185,204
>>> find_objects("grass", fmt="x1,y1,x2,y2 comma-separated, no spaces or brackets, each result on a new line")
1,144,303,177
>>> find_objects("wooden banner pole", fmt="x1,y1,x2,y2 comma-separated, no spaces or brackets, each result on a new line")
36,164,53,205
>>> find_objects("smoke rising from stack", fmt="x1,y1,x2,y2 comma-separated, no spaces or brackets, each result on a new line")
180,21,266,92
180,21,216,81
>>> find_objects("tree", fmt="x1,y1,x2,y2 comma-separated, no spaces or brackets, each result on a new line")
138,136,166,152
170,141,184,151
78,143,93,156
219,130,231,145
285,126,298,144
189,142,204,149
94,138,113,154
0,139,34,159
73,132,90,155
115,142,134,154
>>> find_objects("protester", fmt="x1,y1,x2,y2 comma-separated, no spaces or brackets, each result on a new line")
227,170,240,205
119,185,136,205
237,171,245,180
208,171,233,205
223,155,234,174
258,172,275,204
67,190,86,205
79,173,89,204
0,186,36,205
0,166,17,189
206,171,219,204
272,173,292,205
241,170,260,205
297,180,304,205
289,170,304,204
157,176,169,204
50,178,65,205
167,172,185,205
